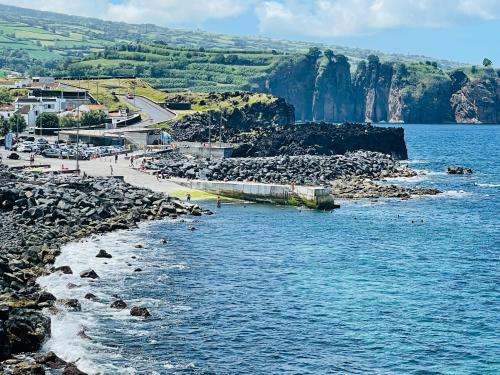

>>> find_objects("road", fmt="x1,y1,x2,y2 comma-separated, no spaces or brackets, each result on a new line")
120,95,176,128
0,148,194,198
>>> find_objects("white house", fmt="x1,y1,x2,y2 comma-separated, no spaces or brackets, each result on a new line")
0,104,15,120
14,96,67,128
16,105,35,129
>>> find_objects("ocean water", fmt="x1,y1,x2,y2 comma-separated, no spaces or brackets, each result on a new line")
38,124,499,374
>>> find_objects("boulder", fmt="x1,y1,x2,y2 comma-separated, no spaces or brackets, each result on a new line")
34,351,67,369
53,266,73,274
110,299,127,309
12,362,45,375
84,293,98,302
57,299,82,312
0,323,12,360
4,309,50,354
62,364,88,375
447,166,473,175
79,269,99,279
130,306,151,318
37,291,56,304
95,249,112,259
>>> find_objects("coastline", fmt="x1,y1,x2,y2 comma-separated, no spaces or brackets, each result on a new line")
0,165,206,374
0,151,442,373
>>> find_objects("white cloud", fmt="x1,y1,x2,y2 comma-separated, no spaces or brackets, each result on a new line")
255,0,500,37
1,0,499,37
105,0,253,25
0,0,254,25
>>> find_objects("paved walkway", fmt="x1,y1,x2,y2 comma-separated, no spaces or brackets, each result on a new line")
0,149,197,199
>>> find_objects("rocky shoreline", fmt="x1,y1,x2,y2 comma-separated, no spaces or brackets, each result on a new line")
0,166,205,374
149,150,440,199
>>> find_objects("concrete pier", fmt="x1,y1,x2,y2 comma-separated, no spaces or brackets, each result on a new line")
173,179,339,210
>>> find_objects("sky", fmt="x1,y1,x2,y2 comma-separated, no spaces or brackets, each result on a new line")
1,0,499,65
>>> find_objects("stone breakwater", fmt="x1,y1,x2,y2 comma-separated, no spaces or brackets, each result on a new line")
150,150,440,199
0,166,204,374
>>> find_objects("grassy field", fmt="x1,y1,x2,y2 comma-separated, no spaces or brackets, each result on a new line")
61,78,147,111
0,3,466,70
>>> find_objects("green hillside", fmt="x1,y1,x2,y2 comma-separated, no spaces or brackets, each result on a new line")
0,3,465,73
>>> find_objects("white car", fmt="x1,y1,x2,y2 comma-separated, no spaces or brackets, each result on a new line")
17,143,33,153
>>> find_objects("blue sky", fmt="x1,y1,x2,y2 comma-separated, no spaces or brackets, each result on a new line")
2,0,499,65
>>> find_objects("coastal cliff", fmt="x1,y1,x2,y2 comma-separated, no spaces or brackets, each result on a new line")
253,50,500,124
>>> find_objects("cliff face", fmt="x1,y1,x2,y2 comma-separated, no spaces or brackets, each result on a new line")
450,74,499,123
312,54,354,122
255,53,500,124
263,54,317,121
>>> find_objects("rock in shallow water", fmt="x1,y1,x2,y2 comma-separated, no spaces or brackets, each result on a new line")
56,299,81,312
84,293,98,302
110,299,127,309
130,306,151,318
95,249,112,258
62,364,87,375
447,166,473,175
79,269,99,279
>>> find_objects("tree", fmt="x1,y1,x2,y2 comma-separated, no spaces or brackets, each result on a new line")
324,49,335,61
8,113,27,134
36,113,59,130
483,58,492,67
0,116,8,136
307,47,321,60
367,54,380,66
81,110,107,126
0,88,12,103
60,115,78,128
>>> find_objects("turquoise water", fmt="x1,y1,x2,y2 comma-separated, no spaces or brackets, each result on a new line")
41,125,499,374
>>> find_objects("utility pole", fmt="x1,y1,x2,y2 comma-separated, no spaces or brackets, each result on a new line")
39,108,42,137
133,79,136,108
76,76,81,173
219,110,223,148
208,115,212,160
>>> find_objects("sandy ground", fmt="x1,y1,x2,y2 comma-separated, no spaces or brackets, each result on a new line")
0,149,209,200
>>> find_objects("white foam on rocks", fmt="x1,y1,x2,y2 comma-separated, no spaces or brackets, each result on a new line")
37,219,180,374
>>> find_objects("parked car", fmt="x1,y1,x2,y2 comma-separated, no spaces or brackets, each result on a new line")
7,152,20,160
17,143,33,153
34,138,48,145
41,148,62,158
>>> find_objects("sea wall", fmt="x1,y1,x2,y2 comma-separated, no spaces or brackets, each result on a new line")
175,179,337,209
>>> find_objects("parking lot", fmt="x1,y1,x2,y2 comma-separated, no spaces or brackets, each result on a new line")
4,135,128,161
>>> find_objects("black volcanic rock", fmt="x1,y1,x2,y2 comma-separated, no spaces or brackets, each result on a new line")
96,249,112,258
232,123,408,160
